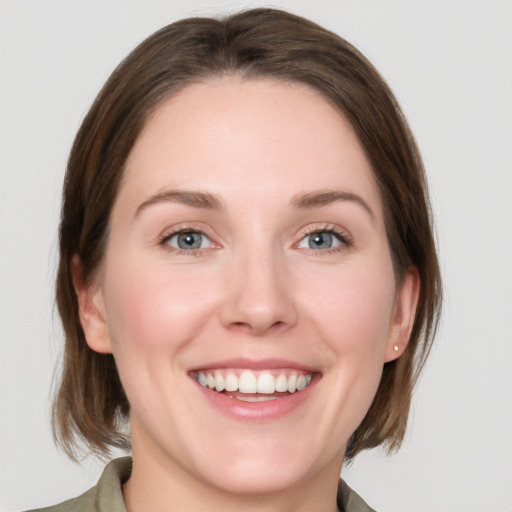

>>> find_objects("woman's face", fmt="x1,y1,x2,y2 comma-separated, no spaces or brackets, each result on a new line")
81,78,417,495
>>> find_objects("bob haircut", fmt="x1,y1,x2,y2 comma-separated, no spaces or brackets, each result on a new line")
54,7,442,461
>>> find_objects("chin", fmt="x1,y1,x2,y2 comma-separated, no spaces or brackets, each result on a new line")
200,458,307,496
185,433,333,497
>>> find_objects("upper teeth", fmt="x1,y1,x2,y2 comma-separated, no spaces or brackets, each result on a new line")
196,370,313,394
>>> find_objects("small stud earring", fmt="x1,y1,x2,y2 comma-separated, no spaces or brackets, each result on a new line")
393,344,399,352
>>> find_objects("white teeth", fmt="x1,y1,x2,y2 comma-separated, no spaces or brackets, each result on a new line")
196,369,314,396
275,373,288,392
239,370,257,393
257,373,275,394
214,372,225,392
198,373,208,387
225,373,238,392
236,395,279,402
287,375,297,393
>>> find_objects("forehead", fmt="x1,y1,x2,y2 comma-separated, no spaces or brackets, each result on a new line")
120,77,382,217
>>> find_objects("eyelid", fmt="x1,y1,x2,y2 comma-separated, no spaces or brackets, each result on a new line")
156,222,221,254
165,231,213,250
294,224,352,251
155,222,351,255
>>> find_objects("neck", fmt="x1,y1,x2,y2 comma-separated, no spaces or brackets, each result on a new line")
123,433,343,512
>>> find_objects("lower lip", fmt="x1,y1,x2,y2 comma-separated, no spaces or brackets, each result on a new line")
193,378,318,421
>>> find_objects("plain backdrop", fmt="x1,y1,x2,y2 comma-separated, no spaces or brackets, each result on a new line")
1,1,511,511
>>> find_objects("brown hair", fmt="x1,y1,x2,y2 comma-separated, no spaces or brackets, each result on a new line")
54,7,442,461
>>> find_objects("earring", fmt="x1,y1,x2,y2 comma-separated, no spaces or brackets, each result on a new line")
393,344,399,352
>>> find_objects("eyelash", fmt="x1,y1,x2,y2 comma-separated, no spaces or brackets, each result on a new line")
158,225,215,256
297,225,352,254
157,224,352,256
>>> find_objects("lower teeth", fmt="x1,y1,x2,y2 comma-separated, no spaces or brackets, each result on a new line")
233,396,279,402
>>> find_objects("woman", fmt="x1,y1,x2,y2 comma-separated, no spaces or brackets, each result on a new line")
35,8,441,512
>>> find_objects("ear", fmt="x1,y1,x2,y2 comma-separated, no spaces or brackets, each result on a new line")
385,266,420,362
71,255,113,354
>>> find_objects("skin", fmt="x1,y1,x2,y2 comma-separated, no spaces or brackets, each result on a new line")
74,77,419,512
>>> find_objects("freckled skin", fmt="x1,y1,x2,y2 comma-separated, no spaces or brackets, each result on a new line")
79,78,418,512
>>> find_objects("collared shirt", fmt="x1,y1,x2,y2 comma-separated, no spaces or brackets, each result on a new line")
29,457,376,512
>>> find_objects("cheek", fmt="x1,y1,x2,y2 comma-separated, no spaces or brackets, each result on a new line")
101,255,219,355
302,261,396,414
303,262,396,355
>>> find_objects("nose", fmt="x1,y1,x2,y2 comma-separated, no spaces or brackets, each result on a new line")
219,247,298,336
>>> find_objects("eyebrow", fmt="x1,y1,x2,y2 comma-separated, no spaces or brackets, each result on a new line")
135,189,224,217
134,188,374,221
290,190,375,222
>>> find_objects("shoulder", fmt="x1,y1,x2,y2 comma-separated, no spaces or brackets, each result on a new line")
25,487,96,512
26,489,95,512
25,457,132,512
338,479,378,512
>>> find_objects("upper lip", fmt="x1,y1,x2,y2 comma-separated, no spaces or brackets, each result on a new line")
188,358,320,373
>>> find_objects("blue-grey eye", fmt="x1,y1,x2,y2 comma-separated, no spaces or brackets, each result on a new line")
298,231,342,250
167,231,211,250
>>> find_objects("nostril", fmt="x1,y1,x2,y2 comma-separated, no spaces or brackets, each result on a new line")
228,319,288,336
219,278,298,335
226,321,253,333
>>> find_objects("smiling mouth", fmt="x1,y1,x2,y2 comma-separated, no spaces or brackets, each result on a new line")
192,369,315,402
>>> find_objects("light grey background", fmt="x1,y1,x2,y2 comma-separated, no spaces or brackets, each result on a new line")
1,1,511,511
